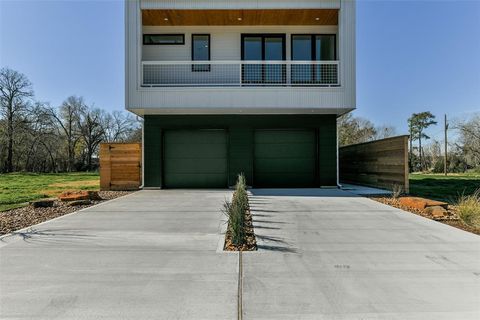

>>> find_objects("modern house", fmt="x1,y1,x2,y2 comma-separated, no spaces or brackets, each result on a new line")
125,0,356,188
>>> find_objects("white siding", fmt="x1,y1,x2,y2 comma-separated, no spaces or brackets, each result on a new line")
142,25,338,61
126,0,356,115
141,0,340,10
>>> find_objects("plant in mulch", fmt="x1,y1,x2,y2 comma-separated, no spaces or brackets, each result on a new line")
456,189,480,228
391,184,404,199
223,174,257,251
369,192,480,235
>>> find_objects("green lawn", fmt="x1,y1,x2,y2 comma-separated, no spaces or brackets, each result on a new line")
409,173,480,203
0,172,100,211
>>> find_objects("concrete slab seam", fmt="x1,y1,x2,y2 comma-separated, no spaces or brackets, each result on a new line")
238,250,243,320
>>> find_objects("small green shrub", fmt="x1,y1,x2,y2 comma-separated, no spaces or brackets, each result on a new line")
456,189,480,228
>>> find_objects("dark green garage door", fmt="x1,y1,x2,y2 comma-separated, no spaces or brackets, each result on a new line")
164,130,228,188
254,130,316,187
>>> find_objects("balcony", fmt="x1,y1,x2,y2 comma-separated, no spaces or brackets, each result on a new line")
141,60,339,87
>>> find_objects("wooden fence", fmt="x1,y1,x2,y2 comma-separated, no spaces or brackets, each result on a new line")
339,135,409,193
100,143,142,191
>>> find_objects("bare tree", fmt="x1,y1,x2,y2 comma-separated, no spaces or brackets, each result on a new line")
338,113,377,146
0,68,34,172
374,125,397,140
103,110,139,142
78,107,106,170
455,114,480,168
45,96,85,171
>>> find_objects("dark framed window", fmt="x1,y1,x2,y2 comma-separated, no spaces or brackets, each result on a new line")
192,34,211,72
291,34,337,84
143,34,185,45
241,34,286,84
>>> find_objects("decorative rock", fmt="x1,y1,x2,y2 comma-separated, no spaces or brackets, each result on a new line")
424,205,449,219
29,198,55,208
398,197,448,210
59,191,101,201
67,200,92,206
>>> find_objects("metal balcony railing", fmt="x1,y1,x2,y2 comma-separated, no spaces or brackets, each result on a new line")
141,61,339,87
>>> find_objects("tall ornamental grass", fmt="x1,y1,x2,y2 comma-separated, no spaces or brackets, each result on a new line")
456,189,480,228
223,174,249,246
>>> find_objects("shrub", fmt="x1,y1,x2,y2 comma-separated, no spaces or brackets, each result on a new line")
391,184,403,199
456,189,480,228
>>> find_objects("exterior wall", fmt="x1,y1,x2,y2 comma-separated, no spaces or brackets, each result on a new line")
143,114,337,188
125,0,356,115
142,25,338,61
141,0,341,10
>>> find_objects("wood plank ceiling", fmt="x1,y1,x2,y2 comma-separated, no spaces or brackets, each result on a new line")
142,9,338,26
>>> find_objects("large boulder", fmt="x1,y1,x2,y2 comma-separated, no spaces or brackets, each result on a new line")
424,206,449,219
67,200,92,206
398,197,448,210
29,198,55,208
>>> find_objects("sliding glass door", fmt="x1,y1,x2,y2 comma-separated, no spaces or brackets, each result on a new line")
242,36,263,83
242,34,286,84
291,34,336,84
291,35,313,83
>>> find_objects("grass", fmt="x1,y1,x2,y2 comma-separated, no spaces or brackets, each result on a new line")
456,189,480,228
409,172,480,203
0,172,99,211
223,174,248,247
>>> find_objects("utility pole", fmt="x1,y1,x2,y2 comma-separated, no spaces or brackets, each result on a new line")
444,114,448,176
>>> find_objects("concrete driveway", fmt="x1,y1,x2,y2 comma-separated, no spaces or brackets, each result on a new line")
1,189,479,319
0,190,237,320
244,189,480,320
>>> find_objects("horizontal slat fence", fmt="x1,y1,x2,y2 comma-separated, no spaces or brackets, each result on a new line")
339,135,409,193
100,143,142,191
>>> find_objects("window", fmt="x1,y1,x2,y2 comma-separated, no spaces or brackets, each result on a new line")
241,34,286,84
291,34,336,61
143,34,185,45
291,34,337,84
192,34,210,72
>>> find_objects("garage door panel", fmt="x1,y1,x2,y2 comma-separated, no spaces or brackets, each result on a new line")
255,131,315,144
165,159,227,174
255,144,316,158
164,130,227,188
164,174,227,188
165,130,227,144
254,158,315,173
165,144,227,158
254,130,316,187
254,173,315,188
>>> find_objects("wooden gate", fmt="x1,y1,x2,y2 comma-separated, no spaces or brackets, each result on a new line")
100,143,142,191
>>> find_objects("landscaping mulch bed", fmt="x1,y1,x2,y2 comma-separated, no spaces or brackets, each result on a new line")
0,191,132,236
370,196,480,235
224,207,257,251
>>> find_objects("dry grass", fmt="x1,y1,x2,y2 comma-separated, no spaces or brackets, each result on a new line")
456,189,480,228
41,180,100,197
0,173,99,211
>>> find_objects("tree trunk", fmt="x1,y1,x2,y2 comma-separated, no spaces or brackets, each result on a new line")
418,135,422,171
6,111,14,173
87,149,93,171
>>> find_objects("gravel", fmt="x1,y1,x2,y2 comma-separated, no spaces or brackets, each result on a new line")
370,196,480,235
0,191,132,236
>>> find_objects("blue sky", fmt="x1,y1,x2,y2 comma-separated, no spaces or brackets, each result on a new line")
1,0,479,139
